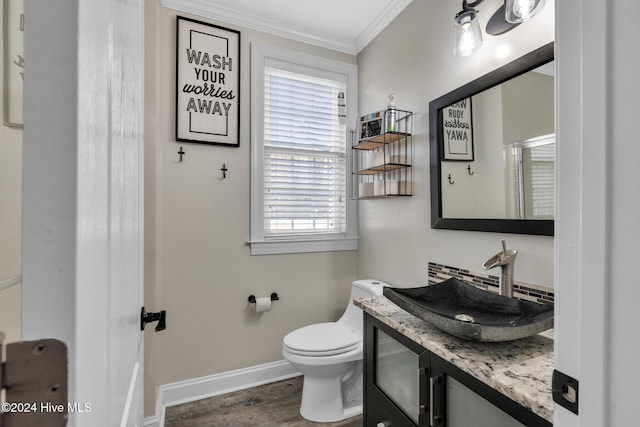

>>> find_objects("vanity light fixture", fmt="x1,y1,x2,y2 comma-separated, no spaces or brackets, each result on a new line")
453,0,484,57
454,0,545,57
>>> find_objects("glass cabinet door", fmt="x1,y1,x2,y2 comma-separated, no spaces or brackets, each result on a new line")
365,314,429,427
430,354,552,427
375,329,421,423
446,376,525,427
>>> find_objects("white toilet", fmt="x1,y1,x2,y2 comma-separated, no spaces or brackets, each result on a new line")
282,279,386,422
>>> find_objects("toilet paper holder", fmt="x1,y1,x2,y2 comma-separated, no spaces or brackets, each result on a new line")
248,293,279,304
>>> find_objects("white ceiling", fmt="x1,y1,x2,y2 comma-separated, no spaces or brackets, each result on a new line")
161,0,415,54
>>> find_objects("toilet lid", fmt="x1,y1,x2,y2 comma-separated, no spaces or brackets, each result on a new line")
284,323,360,356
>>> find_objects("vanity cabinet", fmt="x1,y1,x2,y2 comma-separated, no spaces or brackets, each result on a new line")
352,109,413,198
364,314,552,427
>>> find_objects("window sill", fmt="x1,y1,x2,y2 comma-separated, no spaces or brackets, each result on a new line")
249,237,358,256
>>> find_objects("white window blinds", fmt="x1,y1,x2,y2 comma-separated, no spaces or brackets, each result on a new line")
263,67,347,237
528,142,555,218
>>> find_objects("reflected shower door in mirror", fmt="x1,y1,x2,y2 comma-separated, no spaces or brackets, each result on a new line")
430,42,554,235
513,134,555,220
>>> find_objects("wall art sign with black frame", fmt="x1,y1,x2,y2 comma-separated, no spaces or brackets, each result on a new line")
3,0,24,127
176,16,240,146
442,97,473,161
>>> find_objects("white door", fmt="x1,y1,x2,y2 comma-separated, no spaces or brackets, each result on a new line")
556,1,640,426
22,1,145,426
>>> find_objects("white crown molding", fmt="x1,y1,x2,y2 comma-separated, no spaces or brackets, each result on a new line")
161,0,413,55
161,0,355,53
355,0,414,53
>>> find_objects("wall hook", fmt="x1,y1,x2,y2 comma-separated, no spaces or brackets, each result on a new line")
467,164,474,175
178,146,185,162
221,163,228,179
448,174,455,185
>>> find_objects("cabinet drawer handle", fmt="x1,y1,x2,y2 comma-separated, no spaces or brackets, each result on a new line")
430,376,443,426
429,377,434,426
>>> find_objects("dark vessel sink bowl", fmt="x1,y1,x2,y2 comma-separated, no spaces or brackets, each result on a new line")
383,278,554,342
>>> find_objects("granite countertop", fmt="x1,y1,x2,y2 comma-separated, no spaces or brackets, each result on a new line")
355,295,554,423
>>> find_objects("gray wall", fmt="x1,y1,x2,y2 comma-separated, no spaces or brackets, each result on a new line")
144,1,358,416
356,0,555,286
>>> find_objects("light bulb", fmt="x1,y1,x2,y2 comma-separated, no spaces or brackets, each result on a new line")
505,0,546,23
514,0,535,19
453,10,482,57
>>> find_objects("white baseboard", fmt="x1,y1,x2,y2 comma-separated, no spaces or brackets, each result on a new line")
143,360,300,427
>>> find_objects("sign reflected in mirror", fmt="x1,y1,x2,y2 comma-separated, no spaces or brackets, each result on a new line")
429,43,554,235
442,98,474,161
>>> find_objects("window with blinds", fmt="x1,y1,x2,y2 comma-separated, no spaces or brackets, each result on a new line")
250,44,357,255
263,68,347,237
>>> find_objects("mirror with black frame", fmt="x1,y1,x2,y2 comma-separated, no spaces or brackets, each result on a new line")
429,42,554,236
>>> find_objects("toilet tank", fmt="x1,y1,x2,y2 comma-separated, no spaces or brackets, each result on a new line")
337,279,387,336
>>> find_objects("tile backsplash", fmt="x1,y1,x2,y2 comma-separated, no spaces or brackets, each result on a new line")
428,262,554,305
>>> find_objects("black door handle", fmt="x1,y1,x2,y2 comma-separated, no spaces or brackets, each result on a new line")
140,307,166,332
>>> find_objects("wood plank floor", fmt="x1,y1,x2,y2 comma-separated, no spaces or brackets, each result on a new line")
164,376,363,427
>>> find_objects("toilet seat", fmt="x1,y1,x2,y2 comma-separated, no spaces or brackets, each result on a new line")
284,322,360,357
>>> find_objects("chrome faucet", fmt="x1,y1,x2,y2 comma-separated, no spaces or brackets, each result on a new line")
482,239,518,298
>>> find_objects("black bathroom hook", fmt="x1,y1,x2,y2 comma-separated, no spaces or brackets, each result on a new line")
467,164,474,175
448,174,455,185
178,146,185,162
